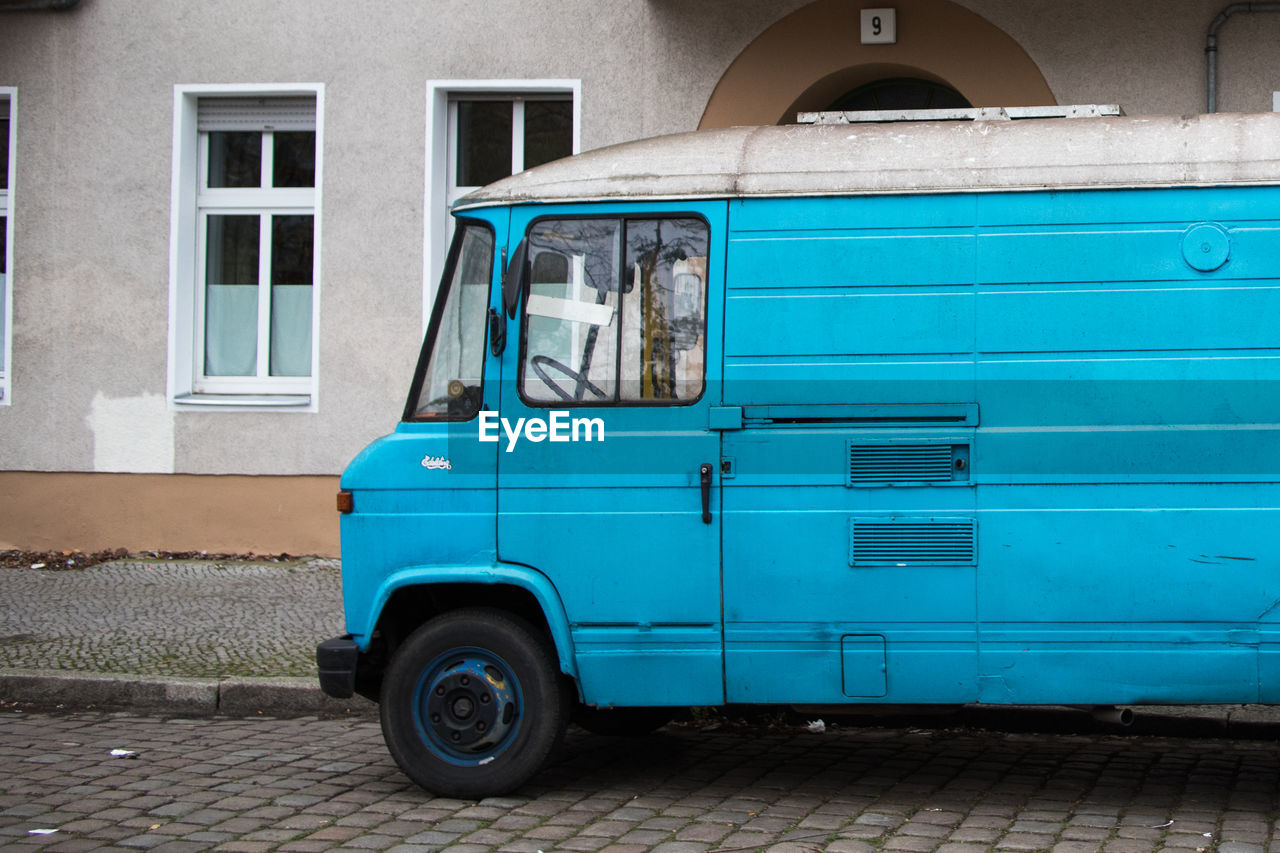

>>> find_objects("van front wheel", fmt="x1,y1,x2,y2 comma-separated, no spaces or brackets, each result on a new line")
380,608,568,798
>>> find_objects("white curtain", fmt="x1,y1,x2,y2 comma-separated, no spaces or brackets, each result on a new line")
204,284,257,376
270,285,313,376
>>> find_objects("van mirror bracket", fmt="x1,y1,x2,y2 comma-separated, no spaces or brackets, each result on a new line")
489,307,506,357
503,239,528,319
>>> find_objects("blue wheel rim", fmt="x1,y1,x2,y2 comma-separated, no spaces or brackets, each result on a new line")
411,646,524,766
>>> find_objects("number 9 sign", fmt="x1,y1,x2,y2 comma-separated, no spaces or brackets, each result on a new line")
860,8,897,44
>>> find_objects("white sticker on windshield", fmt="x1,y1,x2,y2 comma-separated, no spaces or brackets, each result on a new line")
526,294,615,327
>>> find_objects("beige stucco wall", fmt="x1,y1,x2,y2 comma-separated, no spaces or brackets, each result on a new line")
970,0,1280,115
0,0,669,482
0,0,1275,550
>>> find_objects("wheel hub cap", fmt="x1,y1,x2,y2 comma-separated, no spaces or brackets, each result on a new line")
423,657,518,754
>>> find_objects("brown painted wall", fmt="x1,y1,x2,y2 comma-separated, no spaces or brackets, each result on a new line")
0,472,341,556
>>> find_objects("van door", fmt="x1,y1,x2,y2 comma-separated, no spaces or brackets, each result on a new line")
495,203,727,708
717,195,981,705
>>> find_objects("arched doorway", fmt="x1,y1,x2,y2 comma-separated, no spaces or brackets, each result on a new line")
827,77,971,112
699,0,1054,129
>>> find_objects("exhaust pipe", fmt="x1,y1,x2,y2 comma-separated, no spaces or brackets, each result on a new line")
1089,706,1134,726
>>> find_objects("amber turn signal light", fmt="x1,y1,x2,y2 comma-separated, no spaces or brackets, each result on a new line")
336,490,354,514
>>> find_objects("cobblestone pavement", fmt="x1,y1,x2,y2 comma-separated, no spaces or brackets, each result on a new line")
0,561,343,679
2,709,1278,853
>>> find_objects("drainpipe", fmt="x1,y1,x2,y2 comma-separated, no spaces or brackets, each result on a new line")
1207,2,1280,112
0,0,79,10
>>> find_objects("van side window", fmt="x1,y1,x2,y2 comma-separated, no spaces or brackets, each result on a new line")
519,216,708,406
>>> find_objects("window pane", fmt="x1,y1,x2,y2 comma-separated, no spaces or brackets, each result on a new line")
524,100,572,170
204,215,260,376
269,215,314,377
521,219,620,404
456,100,512,187
270,214,313,284
207,214,259,283
0,116,8,192
410,224,494,419
273,130,315,188
621,218,708,402
207,131,261,188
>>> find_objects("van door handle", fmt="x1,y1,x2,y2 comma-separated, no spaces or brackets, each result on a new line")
699,463,713,524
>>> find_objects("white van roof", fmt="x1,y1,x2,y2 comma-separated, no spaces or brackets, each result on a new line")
454,112,1280,211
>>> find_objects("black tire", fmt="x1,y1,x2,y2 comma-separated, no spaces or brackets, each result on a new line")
574,705,673,736
380,608,568,798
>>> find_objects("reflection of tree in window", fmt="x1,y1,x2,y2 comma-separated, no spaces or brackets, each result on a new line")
625,219,708,400
528,221,618,297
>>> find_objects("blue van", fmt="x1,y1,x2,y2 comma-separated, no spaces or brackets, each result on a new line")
318,111,1280,797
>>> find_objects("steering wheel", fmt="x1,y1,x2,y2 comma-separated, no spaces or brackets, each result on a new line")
529,355,608,402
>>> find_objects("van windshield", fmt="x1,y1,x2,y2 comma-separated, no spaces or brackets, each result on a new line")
405,222,494,420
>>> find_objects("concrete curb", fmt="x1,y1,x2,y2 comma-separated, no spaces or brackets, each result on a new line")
5,669,1280,740
0,669,376,717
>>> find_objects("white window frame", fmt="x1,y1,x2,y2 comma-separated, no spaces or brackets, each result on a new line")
424,80,580,330
0,88,14,406
167,83,324,412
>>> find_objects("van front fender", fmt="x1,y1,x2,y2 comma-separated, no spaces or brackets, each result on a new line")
352,563,578,679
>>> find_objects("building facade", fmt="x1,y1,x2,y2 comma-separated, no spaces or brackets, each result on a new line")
0,0,1276,555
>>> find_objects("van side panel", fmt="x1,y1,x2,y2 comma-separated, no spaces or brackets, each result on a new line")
721,188,1280,705
974,188,1280,703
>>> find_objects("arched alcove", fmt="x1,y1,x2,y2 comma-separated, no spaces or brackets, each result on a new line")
699,0,1054,128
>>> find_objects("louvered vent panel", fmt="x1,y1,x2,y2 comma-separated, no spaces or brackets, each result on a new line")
849,517,977,566
848,443,955,484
